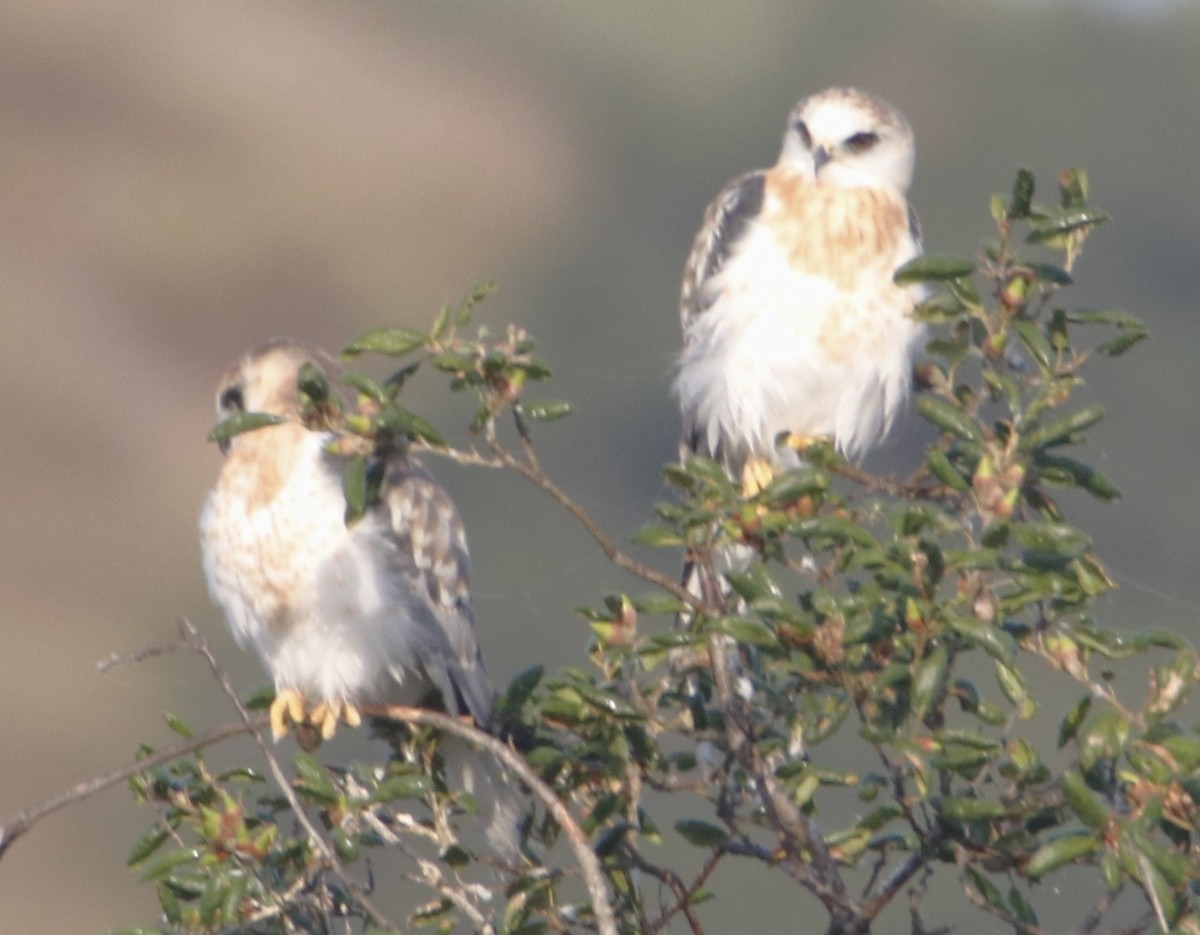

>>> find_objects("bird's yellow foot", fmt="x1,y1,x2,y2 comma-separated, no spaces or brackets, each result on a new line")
783,433,828,454
269,690,362,741
310,700,363,740
742,455,776,497
269,688,307,741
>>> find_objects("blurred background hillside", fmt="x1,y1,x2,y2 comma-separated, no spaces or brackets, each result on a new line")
1,1,1198,931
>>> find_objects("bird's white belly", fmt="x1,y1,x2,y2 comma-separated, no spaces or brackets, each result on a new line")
200,436,422,707
676,226,921,464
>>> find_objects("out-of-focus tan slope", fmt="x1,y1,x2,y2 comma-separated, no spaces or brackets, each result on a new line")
0,2,584,930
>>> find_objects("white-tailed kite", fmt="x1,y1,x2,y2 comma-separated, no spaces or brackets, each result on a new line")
676,86,926,492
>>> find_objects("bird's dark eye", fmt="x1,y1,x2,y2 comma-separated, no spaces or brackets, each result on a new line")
219,385,245,414
845,131,880,153
793,120,813,149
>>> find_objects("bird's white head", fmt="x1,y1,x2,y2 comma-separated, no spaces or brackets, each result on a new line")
778,86,915,193
212,340,342,452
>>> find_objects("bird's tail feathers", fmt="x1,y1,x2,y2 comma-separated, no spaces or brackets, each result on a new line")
441,735,525,862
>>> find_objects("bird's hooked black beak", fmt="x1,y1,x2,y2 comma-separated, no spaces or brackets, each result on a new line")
813,145,833,174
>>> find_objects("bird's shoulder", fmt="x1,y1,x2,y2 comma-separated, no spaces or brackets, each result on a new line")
680,168,767,326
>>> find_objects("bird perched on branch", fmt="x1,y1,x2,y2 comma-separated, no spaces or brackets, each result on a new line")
199,339,518,855
675,86,926,493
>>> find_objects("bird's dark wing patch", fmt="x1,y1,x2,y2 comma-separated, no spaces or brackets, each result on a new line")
907,203,923,248
680,170,766,327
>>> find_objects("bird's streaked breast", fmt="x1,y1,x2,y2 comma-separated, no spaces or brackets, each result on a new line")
763,169,912,290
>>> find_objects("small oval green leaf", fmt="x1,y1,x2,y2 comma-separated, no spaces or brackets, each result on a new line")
917,396,983,443
1026,208,1108,243
1036,454,1121,501
857,805,903,831
432,351,476,373
710,616,779,647
1028,262,1072,285
933,728,1001,751
675,819,728,848
1026,832,1099,878
342,327,428,358
760,467,827,503
341,371,389,405
127,826,170,866
632,524,683,547
163,712,194,738
894,254,976,284
371,774,432,803
1010,521,1092,566
1020,404,1105,452
297,361,331,402
790,516,879,548
912,644,949,722
1096,330,1148,357
341,454,368,525
965,866,1004,909
1062,771,1108,830
494,664,544,721
926,447,970,491
946,614,1016,665
138,847,198,882
1057,695,1092,748
995,660,1035,719
522,400,573,422
292,752,339,804
1008,168,1035,219
207,411,286,446
1013,320,1054,375
935,796,1006,822
1065,309,1144,329
404,411,446,447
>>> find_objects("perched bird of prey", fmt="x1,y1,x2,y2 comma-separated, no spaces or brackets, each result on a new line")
675,86,926,492
199,340,517,854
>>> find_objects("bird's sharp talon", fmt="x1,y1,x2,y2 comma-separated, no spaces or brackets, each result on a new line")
285,690,305,724
270,688,306,741
308,700,361,739
742,456,776,497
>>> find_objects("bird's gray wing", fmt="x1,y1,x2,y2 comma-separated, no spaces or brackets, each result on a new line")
907,202,923,248
679,169,766,329
678,169,767,461
378,458,493,726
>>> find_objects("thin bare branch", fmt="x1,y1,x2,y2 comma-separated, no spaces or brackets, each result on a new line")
412,441,503,471
485,436,707,611
412,855,496,934
626,845,713,935
860,851,928,922
753,755,847,910
959,868,1050,935
0,717,258,862
1078,885,1124,935
96,638,195,672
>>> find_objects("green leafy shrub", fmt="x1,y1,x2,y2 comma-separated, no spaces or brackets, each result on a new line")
118,170,1199,935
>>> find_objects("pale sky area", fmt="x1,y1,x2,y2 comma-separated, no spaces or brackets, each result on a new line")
1006,0,1181,13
